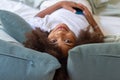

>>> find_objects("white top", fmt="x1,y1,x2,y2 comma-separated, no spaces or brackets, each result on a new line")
27,8,89,37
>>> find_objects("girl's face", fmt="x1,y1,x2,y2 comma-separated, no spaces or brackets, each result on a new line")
48,23,76,57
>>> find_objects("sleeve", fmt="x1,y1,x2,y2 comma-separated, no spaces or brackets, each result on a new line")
26,17,44,29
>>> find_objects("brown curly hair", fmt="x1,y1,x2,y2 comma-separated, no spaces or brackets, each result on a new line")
23,27,104,80
75,26,104,46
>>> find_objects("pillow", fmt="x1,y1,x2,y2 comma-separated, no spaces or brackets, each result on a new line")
68,43,120,80
0,39,60,80
0,28,21,45
0,10,32,43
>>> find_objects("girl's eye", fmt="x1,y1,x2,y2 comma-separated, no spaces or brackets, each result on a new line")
64,39,72,43
50,39,57,43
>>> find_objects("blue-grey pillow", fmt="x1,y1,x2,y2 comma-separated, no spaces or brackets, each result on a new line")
0,39,60,80
0,10,32,43
68,43,120,80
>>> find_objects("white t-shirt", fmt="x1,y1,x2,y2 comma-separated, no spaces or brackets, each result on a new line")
27,8,89,37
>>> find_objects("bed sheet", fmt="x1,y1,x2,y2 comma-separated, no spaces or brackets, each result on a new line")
0,0,39,19
89,0,120,16
95,16,120,36
4,0,44,8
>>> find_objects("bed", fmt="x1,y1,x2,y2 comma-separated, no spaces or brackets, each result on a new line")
0,0,120,80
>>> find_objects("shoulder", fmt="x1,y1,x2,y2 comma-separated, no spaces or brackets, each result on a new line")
26,16,49,29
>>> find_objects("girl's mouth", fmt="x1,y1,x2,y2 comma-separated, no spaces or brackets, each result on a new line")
56,26,68,31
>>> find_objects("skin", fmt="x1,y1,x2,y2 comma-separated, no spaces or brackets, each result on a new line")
35,1,84,57
24,2,104,80
35,1,104,57
35,1,85,18
48,23,76,57
36,1,103,36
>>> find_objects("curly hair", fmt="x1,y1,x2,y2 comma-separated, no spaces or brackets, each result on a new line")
23,28,63,58
75,26,104,46
23,28,69,80
23,27,104,80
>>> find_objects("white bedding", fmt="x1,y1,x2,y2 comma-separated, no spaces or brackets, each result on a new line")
0,0,120,42
0,0,39,19
95,16,120,36
89,0,120,16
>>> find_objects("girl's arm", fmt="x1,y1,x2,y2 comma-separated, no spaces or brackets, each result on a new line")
77,3,104,37
35,1,80,18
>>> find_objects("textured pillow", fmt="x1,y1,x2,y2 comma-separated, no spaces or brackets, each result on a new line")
68,43,120,80
0,39,60,80
0,10,32,43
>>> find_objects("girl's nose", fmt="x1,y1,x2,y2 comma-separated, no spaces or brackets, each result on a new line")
56,31,65,36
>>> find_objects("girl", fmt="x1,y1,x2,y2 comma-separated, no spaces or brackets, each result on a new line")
24,1,104,80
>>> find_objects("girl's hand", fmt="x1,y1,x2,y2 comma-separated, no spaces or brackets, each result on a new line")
59,1,84,13
36,1,86,18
